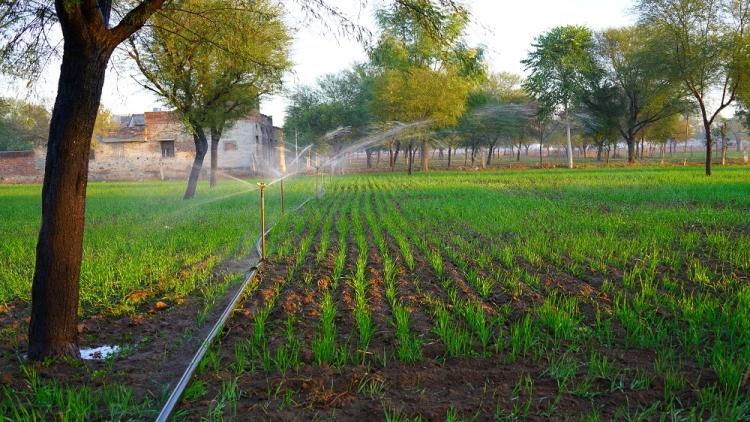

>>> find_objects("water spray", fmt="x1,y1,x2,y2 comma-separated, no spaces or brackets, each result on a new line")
314,166,322,196
257,182,267,261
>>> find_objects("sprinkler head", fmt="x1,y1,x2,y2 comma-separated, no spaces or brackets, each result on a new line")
257,182,267,190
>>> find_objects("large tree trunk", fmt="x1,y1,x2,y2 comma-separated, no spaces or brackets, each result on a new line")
209,128,221,188
421,140,429,172
596,143,603,161
28,39,112,360
184,126,209,199
627,137,636,164
447,146,452,168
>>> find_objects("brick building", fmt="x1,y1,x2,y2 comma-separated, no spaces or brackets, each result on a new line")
0,109,284,183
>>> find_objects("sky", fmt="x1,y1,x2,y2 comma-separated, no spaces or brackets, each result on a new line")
14,0,637,126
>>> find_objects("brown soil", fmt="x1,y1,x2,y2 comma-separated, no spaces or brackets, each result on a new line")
173,188,732,421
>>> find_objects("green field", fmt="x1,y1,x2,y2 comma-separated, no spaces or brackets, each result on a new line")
1,167,749,419
0,179,313,316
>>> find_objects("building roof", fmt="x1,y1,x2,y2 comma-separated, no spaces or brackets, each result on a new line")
100,125,145,143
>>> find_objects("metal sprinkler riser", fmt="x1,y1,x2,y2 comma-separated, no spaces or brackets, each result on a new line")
257,182,267,261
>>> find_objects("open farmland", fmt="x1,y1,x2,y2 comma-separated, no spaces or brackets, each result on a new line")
168,167,750,420
0,167,748,419
0,178,314,419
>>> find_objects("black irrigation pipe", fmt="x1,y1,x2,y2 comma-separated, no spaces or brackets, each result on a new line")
155,192,321,422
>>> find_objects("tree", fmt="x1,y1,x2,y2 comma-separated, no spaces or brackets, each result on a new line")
370,0,483,173
373,67,470,173
637,0,750,175
458,73,532,166
526,103,559,166
1,0,167,360
522,25,597,169
577,77,622,162
130,0,290,196
0,0,467,361
285,65,375,173
0,97,50,151
594,27,687,163
91,106,117,147
643,113,685,162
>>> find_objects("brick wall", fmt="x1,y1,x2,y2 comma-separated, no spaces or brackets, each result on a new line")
0,151,43,183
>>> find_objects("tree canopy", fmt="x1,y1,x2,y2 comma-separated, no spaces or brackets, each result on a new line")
637,0,750,175
0,97,49,151
522,25,598,168
130,0,291,196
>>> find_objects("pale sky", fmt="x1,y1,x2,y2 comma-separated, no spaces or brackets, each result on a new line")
12,0,636,126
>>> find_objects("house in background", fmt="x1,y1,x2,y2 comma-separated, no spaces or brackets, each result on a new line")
88,109,285,180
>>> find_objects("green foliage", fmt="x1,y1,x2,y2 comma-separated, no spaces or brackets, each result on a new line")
370,0,484,131
458,73,534,151
637,0,750,173
0,97,49,151
285,66,375,152
522,25,598,113
132,0,290,132
582,26,688,155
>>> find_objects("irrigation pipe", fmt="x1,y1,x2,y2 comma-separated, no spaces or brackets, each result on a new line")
155,192,321,422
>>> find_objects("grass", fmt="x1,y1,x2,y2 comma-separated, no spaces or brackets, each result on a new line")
0,178,313,316
2,166,750,419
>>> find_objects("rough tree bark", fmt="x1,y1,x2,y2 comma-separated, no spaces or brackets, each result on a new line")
184,125,209,199
29,39,111,361
29,0,167,361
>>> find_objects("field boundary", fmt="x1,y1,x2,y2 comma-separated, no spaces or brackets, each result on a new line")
155,192,320,422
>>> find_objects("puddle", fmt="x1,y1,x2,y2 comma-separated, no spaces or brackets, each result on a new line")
80,345,121,360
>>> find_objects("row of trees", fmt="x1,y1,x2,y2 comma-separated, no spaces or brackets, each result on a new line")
287,0,750,176
286,0,485,174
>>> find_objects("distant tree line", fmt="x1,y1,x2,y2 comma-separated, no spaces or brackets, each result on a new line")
286,0,750,176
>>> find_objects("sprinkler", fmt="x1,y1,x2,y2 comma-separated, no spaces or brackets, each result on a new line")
280,178,285,215
257,182,267,261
